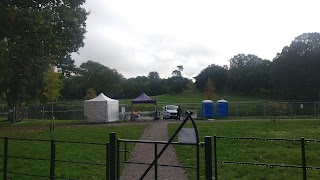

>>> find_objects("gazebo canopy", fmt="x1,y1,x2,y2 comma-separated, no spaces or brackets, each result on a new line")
132,93,156,104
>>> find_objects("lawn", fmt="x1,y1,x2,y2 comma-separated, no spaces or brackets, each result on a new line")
119,91,266,105
0,122,148,179
168,119,320,180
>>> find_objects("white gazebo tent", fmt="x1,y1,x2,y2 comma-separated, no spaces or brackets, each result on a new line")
84,93,119,123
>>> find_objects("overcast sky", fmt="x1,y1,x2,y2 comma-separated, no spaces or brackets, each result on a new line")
72,0,320,79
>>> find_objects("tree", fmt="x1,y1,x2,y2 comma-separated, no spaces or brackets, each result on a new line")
148,71,160,79
79,60,124,98
271,32,320,100
172,65,183,77
228,54,271,93
60,75,85,99
42,67,62,118
84,88,96,100
266,102,287,123
194,64,227,92
0,1,88,113
166,76,191,94
177,65,184,72
204,77,216,100
172,70,182,77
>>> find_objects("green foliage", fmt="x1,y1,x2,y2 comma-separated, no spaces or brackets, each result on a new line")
228,54,271,93
0,0,88,108
84,88,96,100
148,71,160,79
194,64,227,91
167,76,191,94
79,60,124,98
42,67,62,102
271,32,320,100
204,77,216,100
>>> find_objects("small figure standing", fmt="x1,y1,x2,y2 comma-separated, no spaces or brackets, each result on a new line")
176,106,181,121
132,111,139,120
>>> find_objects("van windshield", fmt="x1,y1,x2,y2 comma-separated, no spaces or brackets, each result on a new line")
166,105,178,110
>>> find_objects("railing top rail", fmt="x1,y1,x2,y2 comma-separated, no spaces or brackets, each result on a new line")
216,136,320,142
8,137,51,142
118,138,198,145
219,160,320,170
56,140,107,145
5,137,108,145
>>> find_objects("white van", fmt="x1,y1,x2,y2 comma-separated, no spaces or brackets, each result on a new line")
163,105,178,119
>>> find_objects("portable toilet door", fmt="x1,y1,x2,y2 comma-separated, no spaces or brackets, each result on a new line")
202,100,214,119
217,99,228,118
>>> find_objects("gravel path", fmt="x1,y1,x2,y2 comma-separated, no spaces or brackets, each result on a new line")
120,120,189,180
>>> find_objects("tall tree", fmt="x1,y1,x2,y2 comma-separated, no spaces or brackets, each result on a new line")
228,54,271,93
172,70,182,77
42,67,62,118
194,64,227,92
204,77,216,100
148,71,160,79
0,1,88,109
271,32,320,100
79,60,124,98
84,88,96,100
166,76,191,94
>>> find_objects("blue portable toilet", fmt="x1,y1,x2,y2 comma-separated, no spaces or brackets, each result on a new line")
217,99,228,118
202,100,214,118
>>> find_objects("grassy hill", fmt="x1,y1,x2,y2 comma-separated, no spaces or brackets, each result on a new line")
119,91,266,105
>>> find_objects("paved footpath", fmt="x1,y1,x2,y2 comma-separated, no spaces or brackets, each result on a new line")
120,120,189,180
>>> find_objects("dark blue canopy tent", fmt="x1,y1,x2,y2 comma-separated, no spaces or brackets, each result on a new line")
131,93,158,120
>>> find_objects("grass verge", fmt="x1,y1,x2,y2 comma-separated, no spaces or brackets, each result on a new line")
168,119,320,179
0,123,148,179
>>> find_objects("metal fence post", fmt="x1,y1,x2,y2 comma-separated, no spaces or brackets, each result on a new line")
205,136,212,180
3,137,8,180
109,132,116,180
214,135,218,180
50,140,56,180
106,143,110,180
117,138,120,180
124,142,127,162
301,137,307,180
154,143,158,180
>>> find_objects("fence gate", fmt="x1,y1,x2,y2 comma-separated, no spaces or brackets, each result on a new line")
113,111,201,180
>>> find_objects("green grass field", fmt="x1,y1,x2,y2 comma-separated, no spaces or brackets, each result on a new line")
0,91,320,179
119,91,266,105
0,123,148,179
168,119,320,179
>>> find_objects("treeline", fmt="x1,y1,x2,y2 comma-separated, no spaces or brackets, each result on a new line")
61,61,193,99
62,32,320,101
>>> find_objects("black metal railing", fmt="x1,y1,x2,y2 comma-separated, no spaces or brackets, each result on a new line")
0,137,109,180
212,136,320,180
117,139,199,179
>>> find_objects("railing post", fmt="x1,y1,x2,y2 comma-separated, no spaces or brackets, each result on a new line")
154,143,158,180
124,142,127,162
3,137,8,180
117,138,120,180
50,140,56,180
301,137,307,180
197,141,200,180
106,143,109,180
109,132,116,180
205,136,212,180
214,135,218,180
